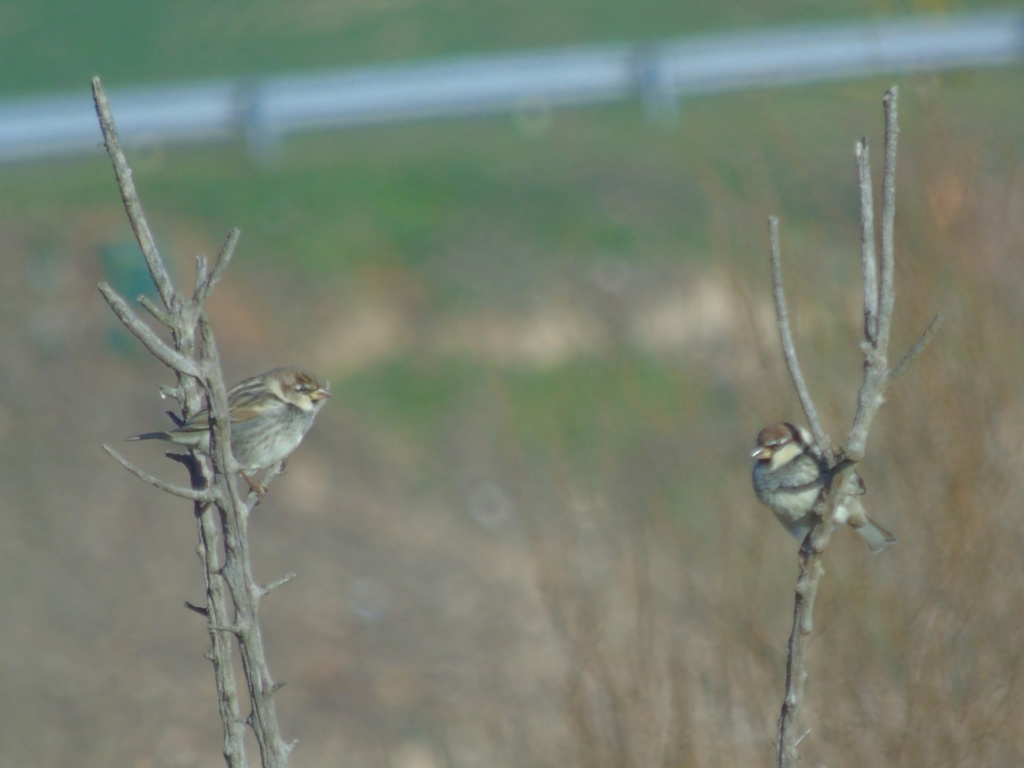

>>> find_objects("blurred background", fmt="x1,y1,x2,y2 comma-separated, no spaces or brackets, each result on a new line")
2,1,1024,766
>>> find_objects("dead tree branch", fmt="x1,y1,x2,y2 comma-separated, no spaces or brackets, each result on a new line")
93,75,293,768
768,218,832,460
768,87,940,768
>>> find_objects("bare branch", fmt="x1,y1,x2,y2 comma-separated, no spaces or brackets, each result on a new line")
847,87,901,461
876,86,899,356
194,311,292,767
91,76,177,312
772,86,936,768
194,498,249,767
194,253,209,298
103,445,217,502
887,313,943,384
138,294,173,328
98,282,202,378
261,573,296,597
159,385,184,404
196,313,247,508
195,229,241,307
95,76,292,766
855,138,878,344
768,216,831,459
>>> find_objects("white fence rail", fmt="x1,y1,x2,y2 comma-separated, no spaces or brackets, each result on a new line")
1,11,1021,164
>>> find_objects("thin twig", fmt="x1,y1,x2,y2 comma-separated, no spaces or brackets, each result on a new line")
98,282,202,377
855,138,878,344
103,445,217,502
846,88,902,461
138,294,174,329
158,385,181,398
194,254,210,298
195,229,241,307
876,86,899,356
887,313,943,384
261,573,297,597
768,216,831,460
91,76,177,312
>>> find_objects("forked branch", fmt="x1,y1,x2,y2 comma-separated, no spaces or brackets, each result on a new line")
93,75,293,768
769,87,939,768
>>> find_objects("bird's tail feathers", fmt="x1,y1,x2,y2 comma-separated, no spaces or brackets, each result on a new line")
855,518,898,553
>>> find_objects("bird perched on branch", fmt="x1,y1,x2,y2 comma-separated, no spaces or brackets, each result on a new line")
751,422,897,553
129,366,331,494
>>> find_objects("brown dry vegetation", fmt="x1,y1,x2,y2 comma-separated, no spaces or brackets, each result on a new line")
2,82,1024,767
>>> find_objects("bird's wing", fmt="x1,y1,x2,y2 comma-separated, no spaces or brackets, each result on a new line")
228,398,279,423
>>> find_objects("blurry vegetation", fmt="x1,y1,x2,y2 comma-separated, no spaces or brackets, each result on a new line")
2,0,1017,96
2,2,1024,766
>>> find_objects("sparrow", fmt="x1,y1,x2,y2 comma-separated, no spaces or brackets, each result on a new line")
751,422,897,553
129,367,331,492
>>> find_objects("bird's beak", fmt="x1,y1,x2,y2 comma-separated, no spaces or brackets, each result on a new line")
751,446,771,460
311,386,332,402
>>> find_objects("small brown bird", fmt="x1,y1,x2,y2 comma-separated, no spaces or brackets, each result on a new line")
751,422,897,553
129,367,331,491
